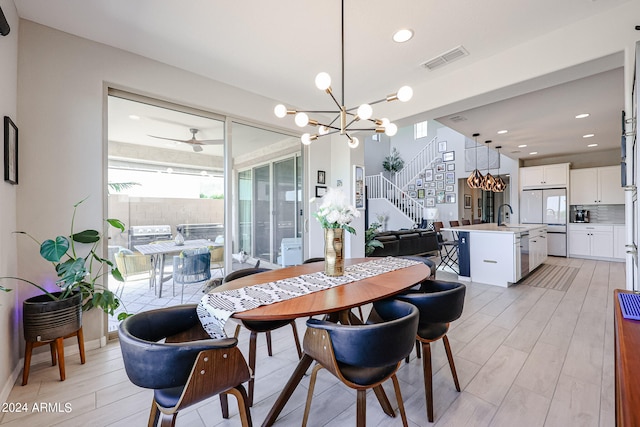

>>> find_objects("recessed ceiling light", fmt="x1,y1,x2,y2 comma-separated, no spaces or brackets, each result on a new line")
128,114,140,120
518,144,527,148
497,130,508,134
587,143,598,147
529,151,538,155
393,29,414,43
583,134,595,138
575,113,590,119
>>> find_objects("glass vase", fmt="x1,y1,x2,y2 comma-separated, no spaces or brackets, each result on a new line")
324,228,344,276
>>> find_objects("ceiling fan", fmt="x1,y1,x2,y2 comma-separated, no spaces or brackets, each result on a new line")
148,128,223,152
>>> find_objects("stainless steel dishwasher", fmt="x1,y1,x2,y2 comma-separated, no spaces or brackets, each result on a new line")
519,232,530,280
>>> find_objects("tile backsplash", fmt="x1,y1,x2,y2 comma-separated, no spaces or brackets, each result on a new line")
569,204,625,224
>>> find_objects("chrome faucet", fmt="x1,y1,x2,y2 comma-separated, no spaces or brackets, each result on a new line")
497,204,513,226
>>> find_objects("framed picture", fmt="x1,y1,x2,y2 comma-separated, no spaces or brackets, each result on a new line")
408,184,416,191
446,193,456,204
415,178,423,188
445,185,454,192
436,191,445,204
424,170,433,181
464,194,472,209
419,172,425,179
447,163,455,171
317,170,326,184
4,116,17,185
438,141,447,153
417,189,425,199
436,163,446,172
426,189,435,197
315,186,327,197
426,197,435,207
435,173,444,181
437,181,444,190
445,172,455,184
443,151,455,162
429,182,436,188
354,165,365,209
409,190,417,198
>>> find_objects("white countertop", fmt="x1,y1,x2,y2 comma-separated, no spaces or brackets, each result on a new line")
441,223,547,234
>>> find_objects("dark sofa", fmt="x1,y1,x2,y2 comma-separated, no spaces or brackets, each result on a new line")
369,229,439,279
370,229,439,257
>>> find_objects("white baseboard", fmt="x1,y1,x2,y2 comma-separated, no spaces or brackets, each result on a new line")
0,336,103,404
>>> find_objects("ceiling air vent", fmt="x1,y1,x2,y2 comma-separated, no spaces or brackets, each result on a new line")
421,45,469,71
449,115,467,123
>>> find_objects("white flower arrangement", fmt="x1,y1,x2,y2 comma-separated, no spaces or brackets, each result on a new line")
313,187,360,234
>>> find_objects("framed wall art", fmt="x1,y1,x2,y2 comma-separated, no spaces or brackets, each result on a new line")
4,116,17,185
426,197,435,207
437,181,444,190
445,172,455,184
435,173,444,181
436,191,445,204
315,186,327,197
426,189,435,197
464,194,472,209
415,178,423,188
438,141,447,153
417,189,425,199
447,163,455,171
409,190,417,198
435,163,446,173
445,193,456,204
408,184,416,191
445,185,454,192
317,170,326,184
443,151,455,162
353,165,365,209
425,170,433,181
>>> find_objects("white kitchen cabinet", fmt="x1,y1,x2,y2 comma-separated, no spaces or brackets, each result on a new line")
520,164,569,189
568,224,614,259
614,225,626,260
570,166,624,205
529,228,548,271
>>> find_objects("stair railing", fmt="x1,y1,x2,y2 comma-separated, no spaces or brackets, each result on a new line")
366,173,424,224
394,135,439,190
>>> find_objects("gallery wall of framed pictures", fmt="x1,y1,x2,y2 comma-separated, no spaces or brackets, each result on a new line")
408,140,456,206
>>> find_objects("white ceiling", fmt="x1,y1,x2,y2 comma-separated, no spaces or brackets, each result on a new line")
12,0,630,160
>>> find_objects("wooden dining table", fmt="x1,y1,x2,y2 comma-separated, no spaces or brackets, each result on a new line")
213,257,431,427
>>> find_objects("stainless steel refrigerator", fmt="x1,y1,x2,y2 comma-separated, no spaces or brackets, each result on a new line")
520,188,567,256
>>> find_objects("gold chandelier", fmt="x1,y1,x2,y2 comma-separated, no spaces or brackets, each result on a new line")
467,133,484,188
273,0,413,148
492,145,507,192
482,140,496,191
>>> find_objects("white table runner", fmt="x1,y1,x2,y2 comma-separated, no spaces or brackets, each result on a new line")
197,257,421,338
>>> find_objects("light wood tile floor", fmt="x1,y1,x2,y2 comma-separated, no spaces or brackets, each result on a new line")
0,257,622,426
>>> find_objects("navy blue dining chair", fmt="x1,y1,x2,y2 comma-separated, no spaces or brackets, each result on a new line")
118,304,252,427
302,299,419,427
393,280,466,422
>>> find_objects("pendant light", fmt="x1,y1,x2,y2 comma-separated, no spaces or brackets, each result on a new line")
466,133,484,188
482,140,496,191
492,145,507,192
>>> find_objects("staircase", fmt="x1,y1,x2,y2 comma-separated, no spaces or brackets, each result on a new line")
394,135,439,189
365,136,440,225
366,174,424,224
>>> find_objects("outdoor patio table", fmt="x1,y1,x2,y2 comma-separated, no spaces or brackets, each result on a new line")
134,239,220,297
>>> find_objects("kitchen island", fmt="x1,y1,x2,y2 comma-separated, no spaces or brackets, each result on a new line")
441,223,547,287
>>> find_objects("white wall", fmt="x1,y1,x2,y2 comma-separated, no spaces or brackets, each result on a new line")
0,0,19,404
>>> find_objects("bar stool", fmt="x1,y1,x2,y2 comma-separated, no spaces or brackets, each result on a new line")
434,221,459,274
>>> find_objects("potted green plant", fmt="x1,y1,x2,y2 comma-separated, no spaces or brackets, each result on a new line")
382,148,405,178
365,222,383,256
0,198,130,328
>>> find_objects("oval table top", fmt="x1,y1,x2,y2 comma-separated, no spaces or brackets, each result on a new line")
213,257,431,321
